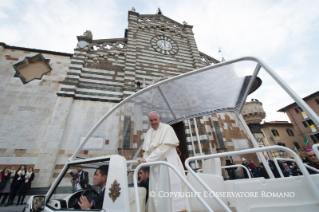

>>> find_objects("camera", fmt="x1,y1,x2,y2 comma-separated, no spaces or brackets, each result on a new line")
69,171,79,180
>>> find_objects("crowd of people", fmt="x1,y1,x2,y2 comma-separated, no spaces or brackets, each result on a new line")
225,148,319,180
0,165,35,207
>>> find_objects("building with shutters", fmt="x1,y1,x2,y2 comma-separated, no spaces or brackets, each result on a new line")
278,91,319,145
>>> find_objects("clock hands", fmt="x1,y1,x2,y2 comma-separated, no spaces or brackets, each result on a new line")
152,36,178,54
158,40,172,50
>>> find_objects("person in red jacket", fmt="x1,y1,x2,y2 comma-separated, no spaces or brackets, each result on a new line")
248,160,259,177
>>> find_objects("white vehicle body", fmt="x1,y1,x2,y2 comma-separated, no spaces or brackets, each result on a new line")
23,56,319,212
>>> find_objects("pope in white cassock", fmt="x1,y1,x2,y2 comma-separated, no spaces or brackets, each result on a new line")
138,112,190,212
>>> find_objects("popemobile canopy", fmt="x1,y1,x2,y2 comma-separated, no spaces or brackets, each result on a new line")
71,56,319,160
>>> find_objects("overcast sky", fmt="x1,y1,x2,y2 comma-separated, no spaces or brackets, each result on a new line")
1,0,318,122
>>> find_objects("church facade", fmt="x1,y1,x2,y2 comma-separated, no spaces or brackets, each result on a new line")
0,9,257,189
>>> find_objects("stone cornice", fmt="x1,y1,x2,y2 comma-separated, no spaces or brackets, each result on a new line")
91,38,127,43
0,42,72,57
277,90,319,112
138,14,192,28
199,51,220,65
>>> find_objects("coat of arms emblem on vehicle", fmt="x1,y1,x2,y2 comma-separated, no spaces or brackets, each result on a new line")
109,180,121,202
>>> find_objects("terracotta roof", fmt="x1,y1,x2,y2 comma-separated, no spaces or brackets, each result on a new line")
262,121,292,126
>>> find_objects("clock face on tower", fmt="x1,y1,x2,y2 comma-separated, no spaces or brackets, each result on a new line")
150,35,179,55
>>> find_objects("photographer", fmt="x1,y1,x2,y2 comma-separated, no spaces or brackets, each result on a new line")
225,157,237,180
70,165,89,191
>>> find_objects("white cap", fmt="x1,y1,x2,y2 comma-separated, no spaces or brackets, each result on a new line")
242,158,246,161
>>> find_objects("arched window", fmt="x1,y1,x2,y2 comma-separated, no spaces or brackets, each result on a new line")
136,81,141,89
286,129,294,136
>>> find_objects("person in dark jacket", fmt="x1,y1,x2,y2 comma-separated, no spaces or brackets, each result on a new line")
225,159,237,180
290,162,302,176
259,163,269,179
282,163,293,177
16,167,35,205
6,165,26,206
71,165,90,191
78,165,109,210
264,156,280,178
138,166,150,203
0,166,11,205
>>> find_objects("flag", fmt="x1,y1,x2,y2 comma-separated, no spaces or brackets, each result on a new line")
304,136,310,144
301,111,308,119
310,125,317,132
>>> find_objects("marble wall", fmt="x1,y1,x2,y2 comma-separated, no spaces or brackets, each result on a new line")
0,46,72,187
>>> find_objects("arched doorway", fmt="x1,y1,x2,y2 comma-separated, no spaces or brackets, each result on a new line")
171,122,189,170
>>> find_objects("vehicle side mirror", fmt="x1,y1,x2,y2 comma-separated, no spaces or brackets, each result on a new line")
31,196,45,212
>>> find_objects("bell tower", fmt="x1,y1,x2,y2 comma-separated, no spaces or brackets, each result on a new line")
122,8,218,98
58,8,218,101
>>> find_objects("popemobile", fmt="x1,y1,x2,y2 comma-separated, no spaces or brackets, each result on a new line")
23,57,319,212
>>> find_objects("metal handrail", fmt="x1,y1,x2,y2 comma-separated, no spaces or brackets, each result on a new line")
185,146,319,205
312,144,319,159
127,143,144,171
221,165,252,179
305,164,319,173
133,161,218,212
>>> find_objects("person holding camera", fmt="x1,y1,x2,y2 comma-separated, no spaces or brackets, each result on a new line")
70,165,89,191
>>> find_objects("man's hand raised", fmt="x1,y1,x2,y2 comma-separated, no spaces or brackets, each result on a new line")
78,196,94,209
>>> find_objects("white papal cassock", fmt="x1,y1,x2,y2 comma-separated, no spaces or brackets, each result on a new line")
143,122,190,212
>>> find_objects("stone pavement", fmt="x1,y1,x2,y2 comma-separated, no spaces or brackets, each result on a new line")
0,204,24,212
